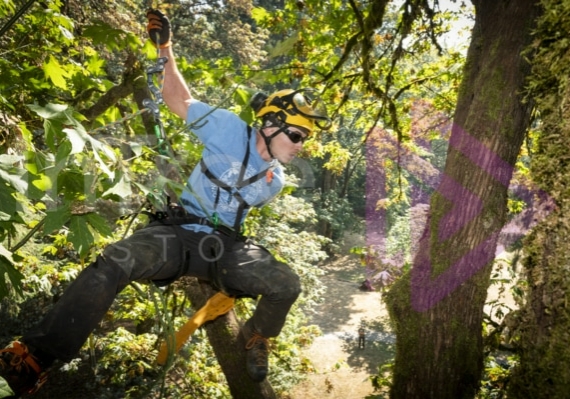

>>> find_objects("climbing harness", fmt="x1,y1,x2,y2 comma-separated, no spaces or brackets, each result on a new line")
198,126,272,243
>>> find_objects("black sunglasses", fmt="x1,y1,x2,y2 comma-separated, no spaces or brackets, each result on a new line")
283,128,308,144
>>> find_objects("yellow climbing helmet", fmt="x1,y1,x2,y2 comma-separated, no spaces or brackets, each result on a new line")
253,89,331,133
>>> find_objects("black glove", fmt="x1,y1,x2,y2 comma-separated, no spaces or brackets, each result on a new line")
146,9,171,48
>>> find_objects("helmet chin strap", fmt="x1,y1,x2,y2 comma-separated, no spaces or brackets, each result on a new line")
258,127,275,159
259,117,290,160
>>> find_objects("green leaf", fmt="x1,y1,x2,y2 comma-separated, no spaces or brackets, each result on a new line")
27,103,69,119
85,53,105,76
62,127,88,154
57,170,86,200
63,126,116,178
85,213,113,237
24,150,44,174
56,140,72,165
0,185,16,221
132,182,152,197
129,142,143,157
68,215,94,258
103,173,131,199
0,154,22,167
83,21,134,52
43,118,63,152
0,155,28,194
251,7,270,23
269,34,299,58
31,173,53,191
233,87,251,106
44,55,69,90
0,375,15,397
0,244,24,300
58,25,74,42
22,172,46,200
44,203,71,234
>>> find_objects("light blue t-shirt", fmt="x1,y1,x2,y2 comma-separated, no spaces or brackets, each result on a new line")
179,99,284,233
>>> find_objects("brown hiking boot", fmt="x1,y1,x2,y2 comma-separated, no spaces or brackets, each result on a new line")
0,341,48,397
243,327,270,382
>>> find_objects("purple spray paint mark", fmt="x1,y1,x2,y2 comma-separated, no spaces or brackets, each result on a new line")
366,122,554,312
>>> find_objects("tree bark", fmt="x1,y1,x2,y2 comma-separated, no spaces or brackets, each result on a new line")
385,1,540,398
318,168,336,239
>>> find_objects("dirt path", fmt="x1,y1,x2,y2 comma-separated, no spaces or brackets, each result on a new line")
286,245,518,399
288,253,393,399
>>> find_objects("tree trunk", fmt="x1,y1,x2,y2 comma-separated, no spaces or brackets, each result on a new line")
183,279,276,399
385,1,540,398
318,168,336,239
508,1,570,396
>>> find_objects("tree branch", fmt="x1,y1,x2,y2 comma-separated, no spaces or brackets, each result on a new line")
80,52,140,121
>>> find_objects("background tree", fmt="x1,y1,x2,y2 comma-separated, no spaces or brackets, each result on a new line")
385,1,541,398
507,0,570,397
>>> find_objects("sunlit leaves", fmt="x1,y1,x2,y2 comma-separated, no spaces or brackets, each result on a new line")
83,21,142,52
28,103,117,178
83,47,106,76
44,55,70,90
0,0,16,17
103,172,132,198
268,33,299,58
251,6,271,24
321,142,351,174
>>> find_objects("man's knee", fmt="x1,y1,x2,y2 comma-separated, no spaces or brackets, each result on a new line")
275,271,301,301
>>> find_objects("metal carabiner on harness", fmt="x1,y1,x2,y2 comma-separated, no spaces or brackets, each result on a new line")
146,56,168,104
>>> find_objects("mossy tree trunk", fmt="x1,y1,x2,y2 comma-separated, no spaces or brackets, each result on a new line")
385,1,540,398
508,1,570,396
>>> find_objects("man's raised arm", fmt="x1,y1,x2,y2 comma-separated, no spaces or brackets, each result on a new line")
147,9,192,120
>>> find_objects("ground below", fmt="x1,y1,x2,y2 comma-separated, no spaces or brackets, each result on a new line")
288,249,393,399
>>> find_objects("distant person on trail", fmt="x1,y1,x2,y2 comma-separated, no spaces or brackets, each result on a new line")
0,9,331,397
358,326,366,349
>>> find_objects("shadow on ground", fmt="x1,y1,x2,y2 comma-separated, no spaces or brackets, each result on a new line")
289,253,395,399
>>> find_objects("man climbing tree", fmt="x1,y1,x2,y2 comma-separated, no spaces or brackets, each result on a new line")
0,9,331,397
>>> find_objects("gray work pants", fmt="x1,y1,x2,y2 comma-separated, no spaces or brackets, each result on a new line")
23,223,301,362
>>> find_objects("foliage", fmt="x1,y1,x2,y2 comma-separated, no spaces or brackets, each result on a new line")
369,362,393,398
248,0,467,242
477,355,517,399
0,376,14,398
